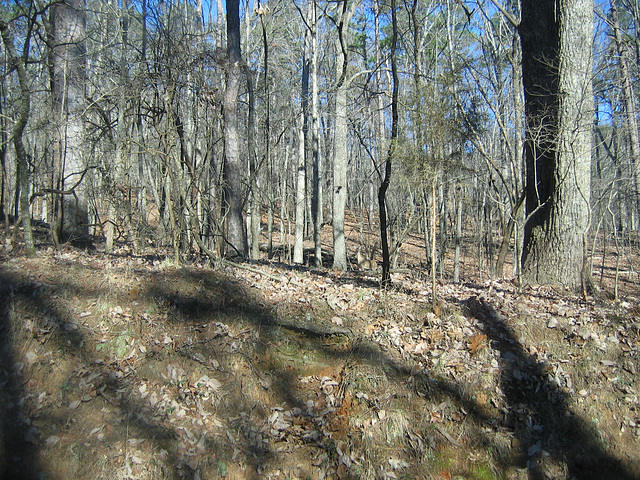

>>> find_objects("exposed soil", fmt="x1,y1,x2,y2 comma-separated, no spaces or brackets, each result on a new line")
0,226,639,479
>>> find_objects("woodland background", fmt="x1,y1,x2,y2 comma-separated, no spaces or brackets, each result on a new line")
1,2,640,480
0,0,637,293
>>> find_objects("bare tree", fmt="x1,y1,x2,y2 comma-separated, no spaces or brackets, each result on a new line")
378,0,398,287
610,2,640,215
0,14,35,255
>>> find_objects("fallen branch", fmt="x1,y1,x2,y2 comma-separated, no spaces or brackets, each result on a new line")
224,259,304,286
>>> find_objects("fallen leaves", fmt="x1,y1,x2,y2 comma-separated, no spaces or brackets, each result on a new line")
3,251,640,480
468,333,488,356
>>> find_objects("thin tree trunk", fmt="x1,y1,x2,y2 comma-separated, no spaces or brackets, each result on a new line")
431,180,437,300
294,111,306,264
106,0,130,254
246,66,260,260
454,187,462,283
378,0,398,287
310,0,322,267
258,8,273,258
611,3,640,215
0,18,35,256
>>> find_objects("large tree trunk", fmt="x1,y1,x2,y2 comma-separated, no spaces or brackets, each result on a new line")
332,0,358,271
520,0,593,289
52,0,89,246
222,0,247,257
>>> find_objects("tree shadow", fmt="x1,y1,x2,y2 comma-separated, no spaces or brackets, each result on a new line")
0,264,235,479
0,271,43,479
464,293,638,479
3,256,639,479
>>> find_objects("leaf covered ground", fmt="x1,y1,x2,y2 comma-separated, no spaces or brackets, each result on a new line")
1,246,639,480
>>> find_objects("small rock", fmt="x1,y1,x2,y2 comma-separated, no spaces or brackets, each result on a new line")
547,318,559,329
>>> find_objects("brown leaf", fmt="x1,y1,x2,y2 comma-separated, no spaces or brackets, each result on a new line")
439,469,451,480
429,410,442,423
468,333,488,355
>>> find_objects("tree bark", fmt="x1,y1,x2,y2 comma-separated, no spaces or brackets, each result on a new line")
51,0,89,246
294,111,306,264
611,3,640,216
378,0,399,287
0,18,35,256
332,0,359,271
520,0,593,289
222,0,247,257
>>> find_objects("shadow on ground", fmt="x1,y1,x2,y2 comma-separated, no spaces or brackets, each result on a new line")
0,270,43,478
463,294,638,480
1,256,638,479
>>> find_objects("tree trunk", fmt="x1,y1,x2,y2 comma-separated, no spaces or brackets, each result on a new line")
520,0,593,289
0,19,35,256
332,56,349,270
106,0,130,254
378,0,398,287
431,180,438,300
259,8,273,258
611,3,640,215
309,0,323,267
222,0,247,257
51,0,89,246
454,186,462,283
496,193,525,277
246,66,260,260
332,0,358,271
294,111,306,264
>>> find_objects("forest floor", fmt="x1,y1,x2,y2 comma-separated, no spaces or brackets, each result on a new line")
1,223,640,480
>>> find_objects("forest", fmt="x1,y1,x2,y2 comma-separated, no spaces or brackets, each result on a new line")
0,0,640,479
1,0,637,290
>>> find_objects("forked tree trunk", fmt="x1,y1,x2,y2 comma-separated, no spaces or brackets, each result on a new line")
0,19,35,256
